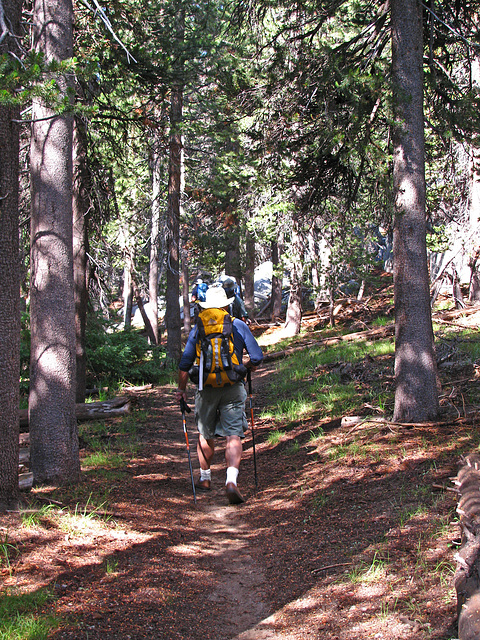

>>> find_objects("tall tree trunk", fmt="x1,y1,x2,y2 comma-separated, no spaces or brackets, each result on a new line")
182,246,191,333
284,221,302,336
271,233,283,320
0,0,22,511
244,223,255,320
72,117,89,403
165,82,183,361
391,0,439,422
131,274,157,344
469,50,480,302
148,126,161,344
225,221,242,287
29,0,80,484
123,254,133,329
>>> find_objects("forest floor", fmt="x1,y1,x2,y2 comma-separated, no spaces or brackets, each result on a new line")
3,291,480,639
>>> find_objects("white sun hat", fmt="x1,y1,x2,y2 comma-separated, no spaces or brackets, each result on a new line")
198,286,234,309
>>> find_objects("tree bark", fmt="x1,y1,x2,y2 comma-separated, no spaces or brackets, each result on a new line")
391,0,439,422
165,82,183,361
123,259,133,330
29,0,80,484
131,274,157,344
148,125,162,344
271,233,283,320
72,117,90,403
284,221,303,336
244,223,255,319
182,246,191,333
225,219,243,288
0,0,22,511
469,50,480,303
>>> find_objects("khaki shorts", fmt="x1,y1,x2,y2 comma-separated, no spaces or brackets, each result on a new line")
195,382,248,439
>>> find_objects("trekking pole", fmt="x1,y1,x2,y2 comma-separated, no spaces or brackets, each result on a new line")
247,369,258,491
180,398,197,506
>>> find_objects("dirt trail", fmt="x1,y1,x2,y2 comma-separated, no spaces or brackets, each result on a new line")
193,501,275,639
0,360,464,640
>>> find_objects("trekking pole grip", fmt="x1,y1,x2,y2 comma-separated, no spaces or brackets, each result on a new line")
180,398,191,414
247,368,252,395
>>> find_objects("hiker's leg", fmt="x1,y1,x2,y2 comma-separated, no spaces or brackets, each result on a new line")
225,436,245,503
197,435,215,470
195,388,219,471
225,435,242,470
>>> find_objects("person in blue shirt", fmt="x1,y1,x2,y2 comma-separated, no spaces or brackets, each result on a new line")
175,287,263,505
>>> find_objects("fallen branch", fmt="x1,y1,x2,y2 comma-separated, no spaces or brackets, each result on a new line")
20,396,132,429
312,562,351,574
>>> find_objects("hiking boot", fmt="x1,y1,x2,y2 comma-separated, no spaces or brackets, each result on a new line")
195,478,211,491
225,482,245,505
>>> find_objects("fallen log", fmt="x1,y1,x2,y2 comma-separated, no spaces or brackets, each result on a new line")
454,453,480,639
75,397,131,422
19,396,131,429
19,472,33,491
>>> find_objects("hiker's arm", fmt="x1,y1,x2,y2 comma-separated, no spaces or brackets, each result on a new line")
233,320,263,368
175,370,189,403
176,327,197,403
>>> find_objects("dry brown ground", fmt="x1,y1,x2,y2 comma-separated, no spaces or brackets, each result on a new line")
3,301,480,640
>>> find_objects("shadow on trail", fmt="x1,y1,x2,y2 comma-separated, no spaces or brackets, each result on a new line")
42,384,464,640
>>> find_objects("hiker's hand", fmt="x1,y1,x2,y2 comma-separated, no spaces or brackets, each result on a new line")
175,388,187,403
245,360,257,371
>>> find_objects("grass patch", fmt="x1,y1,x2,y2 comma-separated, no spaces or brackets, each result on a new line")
0,588,59,640
82,448,125,469
262,336,395,423
0,536,19,576
266,430,286,445
346,552,389,585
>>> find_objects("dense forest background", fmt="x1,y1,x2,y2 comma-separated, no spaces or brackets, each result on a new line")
2,0,480,506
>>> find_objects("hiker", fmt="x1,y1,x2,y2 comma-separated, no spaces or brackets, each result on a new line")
175,286,263,505
191,278,208,303
221,276,249,323
191,278,208,324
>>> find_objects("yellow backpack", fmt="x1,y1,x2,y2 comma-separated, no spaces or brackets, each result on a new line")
188,308,247,389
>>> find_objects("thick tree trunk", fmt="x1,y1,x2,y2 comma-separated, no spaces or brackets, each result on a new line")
148,126,162,344
165,82,183,361
29,0,80,484
182,247,191,333
391,0,439,422
72,117,90,403
0,0,22,511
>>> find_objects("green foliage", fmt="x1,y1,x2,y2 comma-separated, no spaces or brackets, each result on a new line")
85,313,168,387
20,311,171,397
426,225,450,253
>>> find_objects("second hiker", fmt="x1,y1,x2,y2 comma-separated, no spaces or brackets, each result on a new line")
175,286,263,504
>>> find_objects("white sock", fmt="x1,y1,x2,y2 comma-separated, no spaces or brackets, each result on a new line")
226,467,239,486
200,468,211,481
